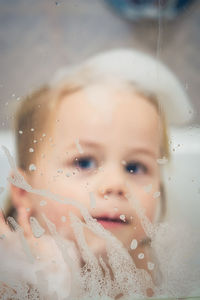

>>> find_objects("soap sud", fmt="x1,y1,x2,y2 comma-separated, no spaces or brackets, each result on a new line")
130,239,138,250
138,252,144,260
1,145,200,299
29,164,36,171
119,214,126,222
153,191,161,199
147,262,155,270
29,217,45,238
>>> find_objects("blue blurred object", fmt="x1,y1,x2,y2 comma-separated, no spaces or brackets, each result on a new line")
105,0,195,20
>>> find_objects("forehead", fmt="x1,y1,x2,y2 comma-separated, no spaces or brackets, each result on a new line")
51,84,160,154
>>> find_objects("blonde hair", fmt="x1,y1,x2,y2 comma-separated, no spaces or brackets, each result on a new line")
5,69,169,220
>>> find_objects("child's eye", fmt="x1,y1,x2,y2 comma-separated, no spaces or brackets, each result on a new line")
125,162,147,175
74,156,97,171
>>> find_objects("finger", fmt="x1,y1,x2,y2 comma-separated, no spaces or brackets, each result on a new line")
0,208,11,236
17,207,32,238
0,208,6,223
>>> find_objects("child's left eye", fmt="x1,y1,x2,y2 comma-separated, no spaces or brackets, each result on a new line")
74,156,97,171
125,162,147,175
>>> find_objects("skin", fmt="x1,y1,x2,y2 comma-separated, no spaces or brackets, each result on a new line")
11,84,161,269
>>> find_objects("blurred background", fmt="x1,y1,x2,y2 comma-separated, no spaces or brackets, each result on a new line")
0,0,199,127
0,0,200,238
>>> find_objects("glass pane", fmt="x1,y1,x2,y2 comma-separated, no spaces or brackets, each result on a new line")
0,0,199,299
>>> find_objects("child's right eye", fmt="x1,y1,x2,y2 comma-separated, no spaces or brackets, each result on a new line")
74,156,97,171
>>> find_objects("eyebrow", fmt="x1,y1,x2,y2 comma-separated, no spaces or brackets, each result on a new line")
67,140,156,158
67,140,103,151
127,148,157,159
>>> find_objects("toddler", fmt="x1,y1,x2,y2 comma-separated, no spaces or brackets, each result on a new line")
0,49,195,299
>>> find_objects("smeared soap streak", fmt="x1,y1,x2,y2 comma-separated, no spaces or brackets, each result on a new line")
7,216,34,264
89,192,96,209
75,138,84,154
29,217,45,238
42,213,80,299
2,145,156,298
2,146,200,299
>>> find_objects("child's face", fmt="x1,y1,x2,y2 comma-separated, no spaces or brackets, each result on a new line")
27,84,161,253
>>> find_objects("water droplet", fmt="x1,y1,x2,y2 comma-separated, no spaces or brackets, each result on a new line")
5,102,8,106
114,207,118,212
19,130,23,134
40,200,47,206
29,148,34,153
42,133,46,137
30,128,34,132
26,208,30,212
157,156,168,165
0,234,6,240
16,97,21,101
120,214,126,222
104,195,109,200
147,262,155,270
29,217,45,238
153,191,160,199
138,252,144,259
121,160,126,165
130,239,138,250
66,173,71,177
29,164,36,171
61,216,66,222
57,169,63,174
33,139,37,143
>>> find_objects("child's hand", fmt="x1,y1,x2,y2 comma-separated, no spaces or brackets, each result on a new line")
0,209,13,241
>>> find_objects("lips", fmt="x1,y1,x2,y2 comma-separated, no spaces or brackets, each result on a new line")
94,215,129,229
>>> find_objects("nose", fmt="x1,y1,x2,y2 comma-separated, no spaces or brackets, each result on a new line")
97,164,127,199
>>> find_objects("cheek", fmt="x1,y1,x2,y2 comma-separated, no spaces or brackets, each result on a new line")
31,176,91,225
133,183,160,221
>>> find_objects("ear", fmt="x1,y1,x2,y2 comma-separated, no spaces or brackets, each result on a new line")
10,168,33,236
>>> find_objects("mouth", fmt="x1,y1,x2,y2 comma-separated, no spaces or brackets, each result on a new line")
94,216,129,229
